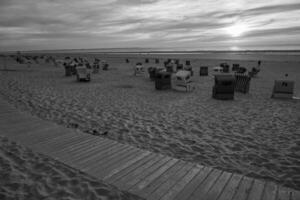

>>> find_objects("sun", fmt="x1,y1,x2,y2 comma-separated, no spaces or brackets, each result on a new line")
225,23,248,37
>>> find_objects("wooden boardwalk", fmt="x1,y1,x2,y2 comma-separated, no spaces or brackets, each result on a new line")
0,99,299,200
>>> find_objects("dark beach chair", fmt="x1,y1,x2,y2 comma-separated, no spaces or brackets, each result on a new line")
199,66,208,76
155,71,172,90
212,75,235,100
235,74,251,93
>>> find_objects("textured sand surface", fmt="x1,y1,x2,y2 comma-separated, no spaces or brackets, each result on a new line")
0,53,299,190
0,136,143,200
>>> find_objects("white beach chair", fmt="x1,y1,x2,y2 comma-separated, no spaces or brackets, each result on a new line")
213,66,223,73
76,66,91,81
271,80,294,99
134,63,145,76
174,70,193,91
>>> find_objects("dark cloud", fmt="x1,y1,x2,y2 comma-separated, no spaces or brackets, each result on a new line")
214,3,300,20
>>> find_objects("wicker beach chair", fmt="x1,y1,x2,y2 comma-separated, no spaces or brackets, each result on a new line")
174,70,193,92
134,63,145,76
271,80,294,99
212,75,235,100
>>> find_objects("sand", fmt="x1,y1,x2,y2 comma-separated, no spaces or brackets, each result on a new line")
0,52,300,191
0,135,143,200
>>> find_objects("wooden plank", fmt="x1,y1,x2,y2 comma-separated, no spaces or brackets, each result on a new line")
160,164,204,200
291,189,300,200
122,156,171,191
212,173,243,200
55,138,112,162
94,148,143,179
261,182,278,200
187,169,223,200
114,154,165,189
147,162,195,200
61,139,117,164
37,134,85,154
103,151,151,181
19,125,70,145
173,166,213,200
277,186,292,200
84,145,136,173
231,176,254,200
75,142,128,168
46,135,89,156
30,129,75,148
129,158,179,193
32,133,82,153
247,179,266,200
106,153,157,184
47,136,99,157
31,132,77,150
202,171,232,200
75,141,127,166
135,160,186,198
45,134,89,153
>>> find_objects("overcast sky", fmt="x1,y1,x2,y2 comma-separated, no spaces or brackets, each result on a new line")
0,0,300,51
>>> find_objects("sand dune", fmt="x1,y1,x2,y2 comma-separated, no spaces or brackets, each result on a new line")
0,53,299,191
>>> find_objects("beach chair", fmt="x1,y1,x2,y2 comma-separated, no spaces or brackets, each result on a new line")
213,66,223,73
232,64,240,71
148,67,157,81
134,62,145,76
101,60,109,70
176,64,184,71
76,66,91,82
199,66,208,76
174,70,193,92
271,80,294,99
184,65,193,76
92,61,99,74
155,71,172,90
235,74,251,93
220,63,230,73
64,63,72,76
248,67,260,77
165,62,175,73
212,75,235,100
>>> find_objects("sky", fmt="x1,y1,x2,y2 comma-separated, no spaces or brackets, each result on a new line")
0,0,300,51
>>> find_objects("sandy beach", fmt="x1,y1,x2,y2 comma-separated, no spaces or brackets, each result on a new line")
0,52,300,192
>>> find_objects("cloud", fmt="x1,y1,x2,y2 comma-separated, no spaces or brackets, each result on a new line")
0,0,300,50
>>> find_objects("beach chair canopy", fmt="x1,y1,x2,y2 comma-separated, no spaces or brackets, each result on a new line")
176,70,191,80
213,66,223,72
214,75,235,85
76,66,88,74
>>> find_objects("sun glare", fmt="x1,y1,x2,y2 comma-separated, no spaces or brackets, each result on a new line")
225,23,248,37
